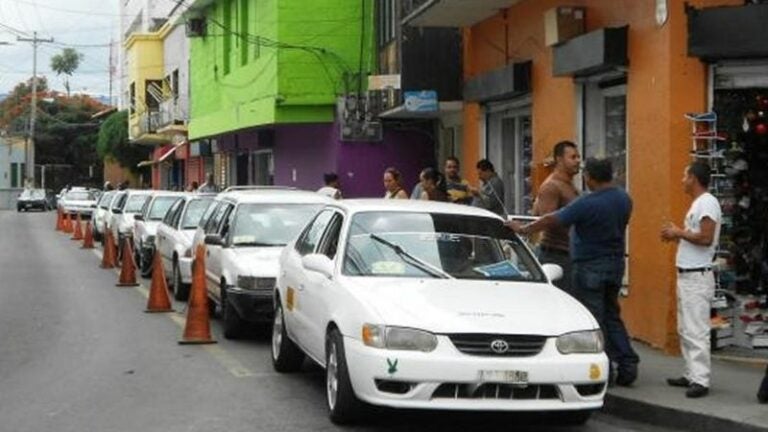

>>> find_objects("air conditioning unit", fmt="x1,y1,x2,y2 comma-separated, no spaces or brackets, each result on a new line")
186,18,207,37
340,120,383,142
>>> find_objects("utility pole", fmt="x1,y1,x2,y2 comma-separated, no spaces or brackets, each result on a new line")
17,31,54,187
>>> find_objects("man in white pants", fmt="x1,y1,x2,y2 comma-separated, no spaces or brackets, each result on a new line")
661,161,722,398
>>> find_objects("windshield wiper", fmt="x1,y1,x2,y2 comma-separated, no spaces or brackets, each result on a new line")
233,241,284,247
369,233,453,279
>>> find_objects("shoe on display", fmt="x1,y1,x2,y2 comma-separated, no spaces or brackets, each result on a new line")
667,377,691,387
686,384,709,398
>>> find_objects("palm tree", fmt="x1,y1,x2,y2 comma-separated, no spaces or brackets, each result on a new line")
50,48,83,97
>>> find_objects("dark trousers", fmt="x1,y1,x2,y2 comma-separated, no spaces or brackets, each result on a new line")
759,364,768,401
573,256,640,372
537,246,573,295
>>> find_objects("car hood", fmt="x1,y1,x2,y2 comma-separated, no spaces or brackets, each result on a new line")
342,278,597,336
62,200,94,207
232,247,283,277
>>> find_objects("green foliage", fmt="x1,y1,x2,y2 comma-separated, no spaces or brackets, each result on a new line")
97,110,146,173
50,48,83,96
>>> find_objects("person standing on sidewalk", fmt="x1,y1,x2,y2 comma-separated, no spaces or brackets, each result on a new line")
759,366,768,403
383,167,408,199
317,172,342,200
444,157,472,204
507,158,640,386
533,141,581,294
661,161,722,399
470,159,506,216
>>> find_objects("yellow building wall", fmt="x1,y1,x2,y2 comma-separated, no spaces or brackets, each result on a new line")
125,30,166,136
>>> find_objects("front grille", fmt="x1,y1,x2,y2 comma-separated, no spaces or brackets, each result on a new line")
375,379,414,395
575,383,605,397
447,334,547,357
432,383,560,400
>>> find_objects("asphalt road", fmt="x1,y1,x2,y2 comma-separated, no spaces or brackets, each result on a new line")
0,210,677,432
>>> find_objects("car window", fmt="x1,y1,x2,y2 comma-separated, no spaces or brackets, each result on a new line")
148,196,180,220
113,193,127,210
228,203,324,247
98,192,114,208
295,209,335,256
342,211,545,282
182,198,213,229
125,195,150,213
163,199,183,226
318,213,344,259
65,191,96,201
206,202,231,234
201,201,221,230
220,205,236,241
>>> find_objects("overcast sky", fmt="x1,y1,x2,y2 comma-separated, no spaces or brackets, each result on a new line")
0,0,118,100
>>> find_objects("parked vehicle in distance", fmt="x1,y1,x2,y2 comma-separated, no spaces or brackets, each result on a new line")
17,188,50,212
133,191,185,277
271,199,607,425
94,191,118,241
109,190,152,250
58,188,99,218
194,189,332,338
155,194,216,300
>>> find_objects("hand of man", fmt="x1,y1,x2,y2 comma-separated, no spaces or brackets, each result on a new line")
660,222,682,242
468,185,480,197
505,220,525,234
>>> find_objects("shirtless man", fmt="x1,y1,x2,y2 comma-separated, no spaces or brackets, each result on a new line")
533,140,581,293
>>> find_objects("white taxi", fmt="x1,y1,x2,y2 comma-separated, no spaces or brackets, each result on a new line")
272,199,607,424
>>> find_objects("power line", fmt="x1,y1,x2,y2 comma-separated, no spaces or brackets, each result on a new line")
11,0,129,18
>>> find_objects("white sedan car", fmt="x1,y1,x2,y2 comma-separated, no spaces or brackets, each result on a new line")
59,188,99,218
133,191,185,277
272,200,607,425
94,191,118,241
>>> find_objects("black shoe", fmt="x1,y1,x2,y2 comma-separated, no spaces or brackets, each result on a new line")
667,377,691,388
615,364,638,387
758,375,768,404
686,383,709,398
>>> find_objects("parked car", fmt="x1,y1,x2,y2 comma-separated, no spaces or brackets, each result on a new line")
94,191,118,241
58,188,99,218
109,190,152,251
271,199,607,425
17,188,50,212
132,191,185,277
194,189,332,338
155,194,215,300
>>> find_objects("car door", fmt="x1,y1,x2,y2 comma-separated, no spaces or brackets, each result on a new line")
204,202,234,300
282,209,335,354
157,199,183,276
300,211,345,360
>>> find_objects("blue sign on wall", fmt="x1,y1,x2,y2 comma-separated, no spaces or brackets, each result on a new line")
404,90,438,113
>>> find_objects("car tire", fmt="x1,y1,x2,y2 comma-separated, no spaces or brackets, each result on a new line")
271,300,304,373
139,248,153,279
221,282,245,339
554,410,593,426
172,260,189,301
326,328,366,425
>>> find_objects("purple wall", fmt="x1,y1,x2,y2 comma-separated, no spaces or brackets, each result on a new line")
273,124,340,190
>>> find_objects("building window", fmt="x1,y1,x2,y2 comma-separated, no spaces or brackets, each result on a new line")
129,82,136,114
583,83,628,189
222,0,234,75
240,0,249,66
145,79,163,110
487,105,533,215
253,150,274,185
377,0,397,48
10,163,18,188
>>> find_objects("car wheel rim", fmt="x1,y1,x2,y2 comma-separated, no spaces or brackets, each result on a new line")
272,306,283,361
327,342,338,411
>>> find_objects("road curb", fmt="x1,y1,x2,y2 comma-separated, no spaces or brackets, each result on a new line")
604,393,768,432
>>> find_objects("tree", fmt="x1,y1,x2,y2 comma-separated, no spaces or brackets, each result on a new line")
50,48,83,97
97,110,147,173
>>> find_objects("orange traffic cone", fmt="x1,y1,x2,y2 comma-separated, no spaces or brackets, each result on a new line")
63,212,73,234
179,245,216,344
116,239,139,287
145,251,174,313
101,230,116,269
55,208,62,231
81,220,95,249
71,214,84,241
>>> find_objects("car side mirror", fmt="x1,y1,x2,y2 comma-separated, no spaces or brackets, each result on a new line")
301,254,334,279
90,203,98,208
134,214,144,221
204,234,224,246
112,209,123,214
541,263,563,282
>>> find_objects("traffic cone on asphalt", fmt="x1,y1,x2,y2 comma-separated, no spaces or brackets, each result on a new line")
71,214,84,241
116,240,139,287
63,212,73,234
179,245,216,345
55,208,62,231
101,230,116,269
145,251,173,313
82,220,95,249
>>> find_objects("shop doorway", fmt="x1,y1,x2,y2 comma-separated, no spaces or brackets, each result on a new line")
486,102,533,215
582,82,628,189
253,150,274,186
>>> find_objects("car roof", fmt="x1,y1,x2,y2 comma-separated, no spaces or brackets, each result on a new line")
324,199,506,220
217,189,333,205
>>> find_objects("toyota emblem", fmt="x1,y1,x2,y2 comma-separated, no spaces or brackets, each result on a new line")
490,339,509,354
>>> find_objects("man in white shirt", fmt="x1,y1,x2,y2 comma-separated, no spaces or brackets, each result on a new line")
317,172,342,200
661,161,722,398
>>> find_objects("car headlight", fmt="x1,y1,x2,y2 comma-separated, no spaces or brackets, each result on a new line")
362,324,438,352
236,276,275,291
556,330,604,354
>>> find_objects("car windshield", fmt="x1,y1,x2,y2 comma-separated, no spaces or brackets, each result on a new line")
230,203,322,247
65,191,96,201
343,212,545,282
125,195,150,213
148,196,180,220
98,192,115,208
181,198,214,229
20,189,45,199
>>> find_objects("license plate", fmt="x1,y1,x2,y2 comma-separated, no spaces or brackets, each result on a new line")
480,370,528,384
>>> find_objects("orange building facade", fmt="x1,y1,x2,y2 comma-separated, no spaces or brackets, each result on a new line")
440,0,755,352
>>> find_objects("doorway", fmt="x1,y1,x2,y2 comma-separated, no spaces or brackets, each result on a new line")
486,103,533,215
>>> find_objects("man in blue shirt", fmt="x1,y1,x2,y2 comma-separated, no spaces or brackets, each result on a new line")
508,158,639,386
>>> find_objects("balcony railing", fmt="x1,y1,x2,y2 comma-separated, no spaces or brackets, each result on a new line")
158,99,188,128
133,109,162,138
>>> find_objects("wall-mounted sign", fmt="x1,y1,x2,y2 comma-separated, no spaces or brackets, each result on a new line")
404,90,438,113
368,74,401,91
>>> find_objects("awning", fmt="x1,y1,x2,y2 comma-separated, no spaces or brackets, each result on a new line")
378,101,462,119
464,61,532,103
688,3,768,61
403,0,521,27
552,26,628,77
135,141,186,168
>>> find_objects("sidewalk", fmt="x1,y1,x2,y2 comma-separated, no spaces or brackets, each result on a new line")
606,343,768,432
